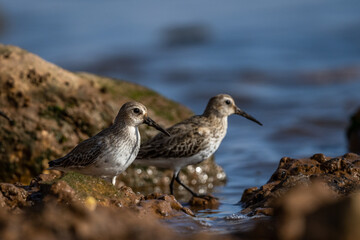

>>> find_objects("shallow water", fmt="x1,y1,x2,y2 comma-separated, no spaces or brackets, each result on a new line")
1,0,360,234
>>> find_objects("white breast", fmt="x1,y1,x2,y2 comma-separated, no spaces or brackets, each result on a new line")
94,126,140,176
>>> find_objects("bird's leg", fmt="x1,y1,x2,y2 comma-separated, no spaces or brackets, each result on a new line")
112,176,117,186
101,176,115,185
170,172,176,195
174,171,200,197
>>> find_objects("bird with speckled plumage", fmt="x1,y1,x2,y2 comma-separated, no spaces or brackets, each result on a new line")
48,101,170,185
135,94,262,197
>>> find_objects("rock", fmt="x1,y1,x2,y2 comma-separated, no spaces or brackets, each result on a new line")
301,192,360,240
189,195,220,210
0,183,29,211
273,181,339,240
1,172,196,218
42,172,143,208
48,180,78,203
240,153,360,216
0,44,226,194
0,174,229,240
0,110,13,124
144,193,195,217
0,200,181,240
347,107,360,154
234,183,360,240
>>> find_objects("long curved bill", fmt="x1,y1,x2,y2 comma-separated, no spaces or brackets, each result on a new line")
144,117,171,136
235,108,263,126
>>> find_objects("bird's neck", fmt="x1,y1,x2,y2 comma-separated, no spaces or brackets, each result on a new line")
203,113,228,129
111,120,137,135
203,109,225,120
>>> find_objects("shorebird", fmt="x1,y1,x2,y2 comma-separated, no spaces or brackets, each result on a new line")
135,94,262,197
48,101,170,185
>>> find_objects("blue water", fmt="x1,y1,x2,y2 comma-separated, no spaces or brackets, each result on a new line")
1,0,360,233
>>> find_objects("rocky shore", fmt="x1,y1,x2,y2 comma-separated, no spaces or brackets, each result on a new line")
1,44,360,240
0,44,229,240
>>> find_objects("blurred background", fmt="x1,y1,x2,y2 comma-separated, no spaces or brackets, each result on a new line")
1,0,360,216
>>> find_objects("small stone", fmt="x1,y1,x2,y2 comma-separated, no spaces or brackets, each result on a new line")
310,153,327,163
188,195,219,209
85,196,97,211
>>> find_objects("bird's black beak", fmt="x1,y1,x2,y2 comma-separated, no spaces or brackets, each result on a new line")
143,116,171,136
235,107,262,126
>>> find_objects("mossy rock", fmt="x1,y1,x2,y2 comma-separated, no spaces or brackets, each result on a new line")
0,44,226,195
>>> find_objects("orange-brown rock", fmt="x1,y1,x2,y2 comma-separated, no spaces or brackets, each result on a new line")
189,195,220,210
140,193,195,217
0,200,183,240
234,182,360,240
0,176,229,240
0,172,197,219
240,153,360,216
0,183,29,211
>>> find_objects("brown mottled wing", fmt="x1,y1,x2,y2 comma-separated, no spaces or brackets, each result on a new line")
48,137,104,168
137,116,208,159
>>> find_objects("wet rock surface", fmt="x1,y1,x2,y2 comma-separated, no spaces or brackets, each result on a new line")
189,195,220,210
240,153,360,216
0,44,226,194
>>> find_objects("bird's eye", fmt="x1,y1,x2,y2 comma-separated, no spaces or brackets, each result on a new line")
133,108,140,114
225,100,231,105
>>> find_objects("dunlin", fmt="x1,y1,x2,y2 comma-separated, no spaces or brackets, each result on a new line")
135,94,262,196
48,101,170,185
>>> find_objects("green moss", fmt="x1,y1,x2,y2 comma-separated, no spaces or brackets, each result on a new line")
60,172,123,201
127,89,158,101
152,103,178,122
40,105,68,120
